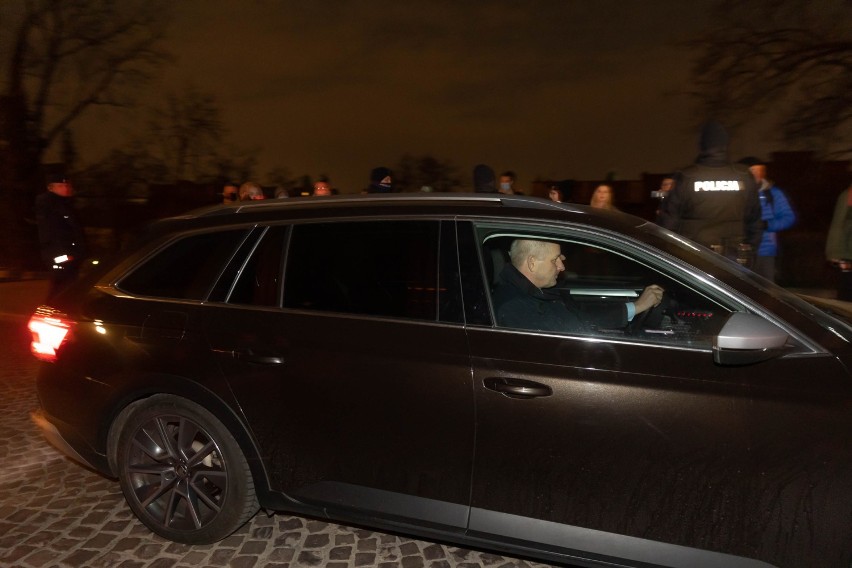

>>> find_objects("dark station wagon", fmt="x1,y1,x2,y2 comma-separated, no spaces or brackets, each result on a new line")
29,194,852,568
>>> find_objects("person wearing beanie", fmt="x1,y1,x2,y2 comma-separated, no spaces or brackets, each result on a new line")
661,120,762,262
368,167,393,193
473,164,497,193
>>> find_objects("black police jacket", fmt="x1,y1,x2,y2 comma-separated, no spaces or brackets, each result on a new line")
663,152,761,251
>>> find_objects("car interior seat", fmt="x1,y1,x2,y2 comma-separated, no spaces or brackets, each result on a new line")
482,240,511,292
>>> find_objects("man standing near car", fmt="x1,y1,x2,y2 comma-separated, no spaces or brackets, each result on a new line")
498,170,523,195
35,173,88,299
653,175,675,226
222,181,238,204
662,121,762,262
739,157,796,282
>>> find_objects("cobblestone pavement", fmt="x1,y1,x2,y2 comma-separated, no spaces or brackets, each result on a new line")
0,317,558,568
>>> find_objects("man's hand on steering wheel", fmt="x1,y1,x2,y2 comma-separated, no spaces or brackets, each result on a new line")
626,284,666,334
634,285,664,316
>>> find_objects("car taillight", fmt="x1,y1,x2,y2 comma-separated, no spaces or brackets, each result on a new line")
28,307,74,362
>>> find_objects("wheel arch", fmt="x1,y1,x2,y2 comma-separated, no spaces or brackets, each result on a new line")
103,375,274,502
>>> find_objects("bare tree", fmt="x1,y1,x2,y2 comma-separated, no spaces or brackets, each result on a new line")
73,144,168,252
689,0,851,156
147,86,226,182
394,154,462,193
143,86,262,185
265,166,299,194
210,153,259,187
0,0,172,269
79,144,169,199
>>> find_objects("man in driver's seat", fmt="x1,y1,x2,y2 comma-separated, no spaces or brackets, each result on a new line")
493,239,664,332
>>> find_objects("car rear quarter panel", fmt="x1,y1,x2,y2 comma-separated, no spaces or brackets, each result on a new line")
36,292,266,486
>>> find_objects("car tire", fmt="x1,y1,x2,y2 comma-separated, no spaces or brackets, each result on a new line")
115,395,259,544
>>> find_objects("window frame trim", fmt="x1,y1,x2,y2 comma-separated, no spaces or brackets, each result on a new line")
469,218,821,355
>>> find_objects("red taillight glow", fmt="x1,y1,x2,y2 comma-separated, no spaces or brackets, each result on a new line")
28,308,73,362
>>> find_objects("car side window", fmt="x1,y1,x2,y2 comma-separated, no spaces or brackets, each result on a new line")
284,220,441,321
482,230,733,348
118,229,249,300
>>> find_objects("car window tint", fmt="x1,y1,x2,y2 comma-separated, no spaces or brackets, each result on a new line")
284,221,440,321
481,230,733,348
118,229,248,300
227,226,287,307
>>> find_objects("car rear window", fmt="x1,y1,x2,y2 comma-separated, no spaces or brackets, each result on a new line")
118,229,248,300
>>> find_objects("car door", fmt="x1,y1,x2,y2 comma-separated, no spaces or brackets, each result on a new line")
462,221,852,568
204,220,475,531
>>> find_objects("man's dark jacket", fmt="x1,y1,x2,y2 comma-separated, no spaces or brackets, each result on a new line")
35,191,87,268
493,263,627,333
662,121,762,252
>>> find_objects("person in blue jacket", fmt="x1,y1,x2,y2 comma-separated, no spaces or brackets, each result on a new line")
739,157,796,282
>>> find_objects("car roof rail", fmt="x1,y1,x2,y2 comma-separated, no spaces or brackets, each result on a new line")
187,192,568,219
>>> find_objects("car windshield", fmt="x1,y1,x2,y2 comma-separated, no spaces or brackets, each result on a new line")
641,221,852,342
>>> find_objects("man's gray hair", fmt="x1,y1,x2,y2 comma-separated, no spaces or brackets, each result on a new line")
239,181,264,200
509,239,551,267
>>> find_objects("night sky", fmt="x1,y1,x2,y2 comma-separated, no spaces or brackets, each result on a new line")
71,0,781,193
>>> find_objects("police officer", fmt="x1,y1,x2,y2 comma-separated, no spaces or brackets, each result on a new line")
662,121,762,263
35,173,88,299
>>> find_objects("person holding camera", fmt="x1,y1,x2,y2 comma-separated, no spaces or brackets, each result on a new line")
653,175,674,226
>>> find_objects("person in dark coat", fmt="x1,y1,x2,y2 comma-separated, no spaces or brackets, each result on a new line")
662,121,762,260
35,173,88,299
473,164,497,193
367,167,393,193
492,239,663,333
653,175,675,226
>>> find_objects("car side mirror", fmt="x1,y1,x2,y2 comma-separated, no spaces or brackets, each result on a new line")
713,312,789,366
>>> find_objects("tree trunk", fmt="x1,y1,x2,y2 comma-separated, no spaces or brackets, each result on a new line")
0,94,45,272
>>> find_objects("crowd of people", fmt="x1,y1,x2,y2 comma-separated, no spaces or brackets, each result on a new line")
34,120,852,300
219,166,396,203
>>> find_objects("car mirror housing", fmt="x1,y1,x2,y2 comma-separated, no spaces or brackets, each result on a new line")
713,312,790,366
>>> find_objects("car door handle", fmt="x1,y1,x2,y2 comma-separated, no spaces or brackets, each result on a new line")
483,378,552,399
240,353,284,365
212,348,284,365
